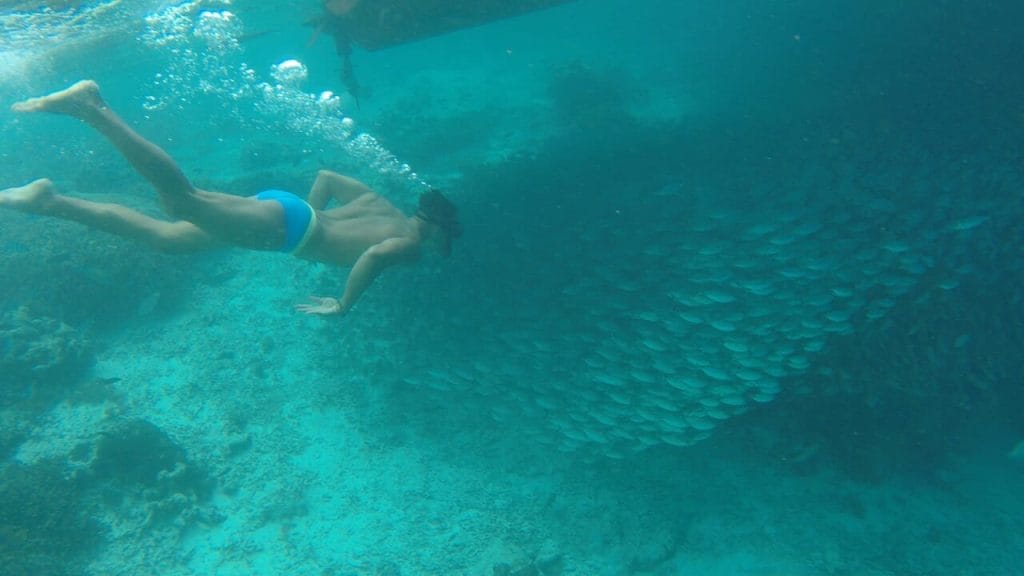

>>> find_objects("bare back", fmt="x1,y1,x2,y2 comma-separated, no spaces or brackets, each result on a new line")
297,193,419,266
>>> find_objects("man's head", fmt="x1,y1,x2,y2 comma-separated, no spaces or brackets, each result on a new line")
415,189,462,256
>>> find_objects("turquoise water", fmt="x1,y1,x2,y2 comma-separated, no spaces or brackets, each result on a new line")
1,1,1022,574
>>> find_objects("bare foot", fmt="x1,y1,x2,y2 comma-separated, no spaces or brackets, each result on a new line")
10,80,105,117
0,178,57,213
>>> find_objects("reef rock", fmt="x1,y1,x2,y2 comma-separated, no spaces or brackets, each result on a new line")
0,307,92,402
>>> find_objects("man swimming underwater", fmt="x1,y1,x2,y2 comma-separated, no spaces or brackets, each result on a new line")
0,80,462,317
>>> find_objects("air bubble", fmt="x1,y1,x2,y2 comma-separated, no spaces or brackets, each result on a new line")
271,59,308,87
136,1,429,195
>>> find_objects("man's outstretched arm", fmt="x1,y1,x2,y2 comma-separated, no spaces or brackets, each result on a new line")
296,237,420,317
307,170,376,210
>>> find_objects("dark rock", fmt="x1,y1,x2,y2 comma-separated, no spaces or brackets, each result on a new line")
225,432,253,457
93,419,212,493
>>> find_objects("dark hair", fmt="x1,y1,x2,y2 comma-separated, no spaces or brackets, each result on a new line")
416,189,462,255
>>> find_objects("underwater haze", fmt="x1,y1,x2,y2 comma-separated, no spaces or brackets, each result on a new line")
1,1,1022,575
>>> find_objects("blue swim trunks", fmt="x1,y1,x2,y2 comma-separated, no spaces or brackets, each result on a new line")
254,189,318,253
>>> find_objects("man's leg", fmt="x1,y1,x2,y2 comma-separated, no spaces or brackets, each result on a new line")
11,80,287,251
0,179,219,253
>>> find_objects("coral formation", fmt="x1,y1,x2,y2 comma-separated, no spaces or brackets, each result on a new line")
0,307,92,403
89,419,216,527
0,210,197,328
0,459,104,576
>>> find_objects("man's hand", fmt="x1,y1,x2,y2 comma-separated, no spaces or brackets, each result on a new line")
295,296,344,316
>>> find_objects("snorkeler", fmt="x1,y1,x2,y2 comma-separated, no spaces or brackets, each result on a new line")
307,0,364,105
0,80,462,317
